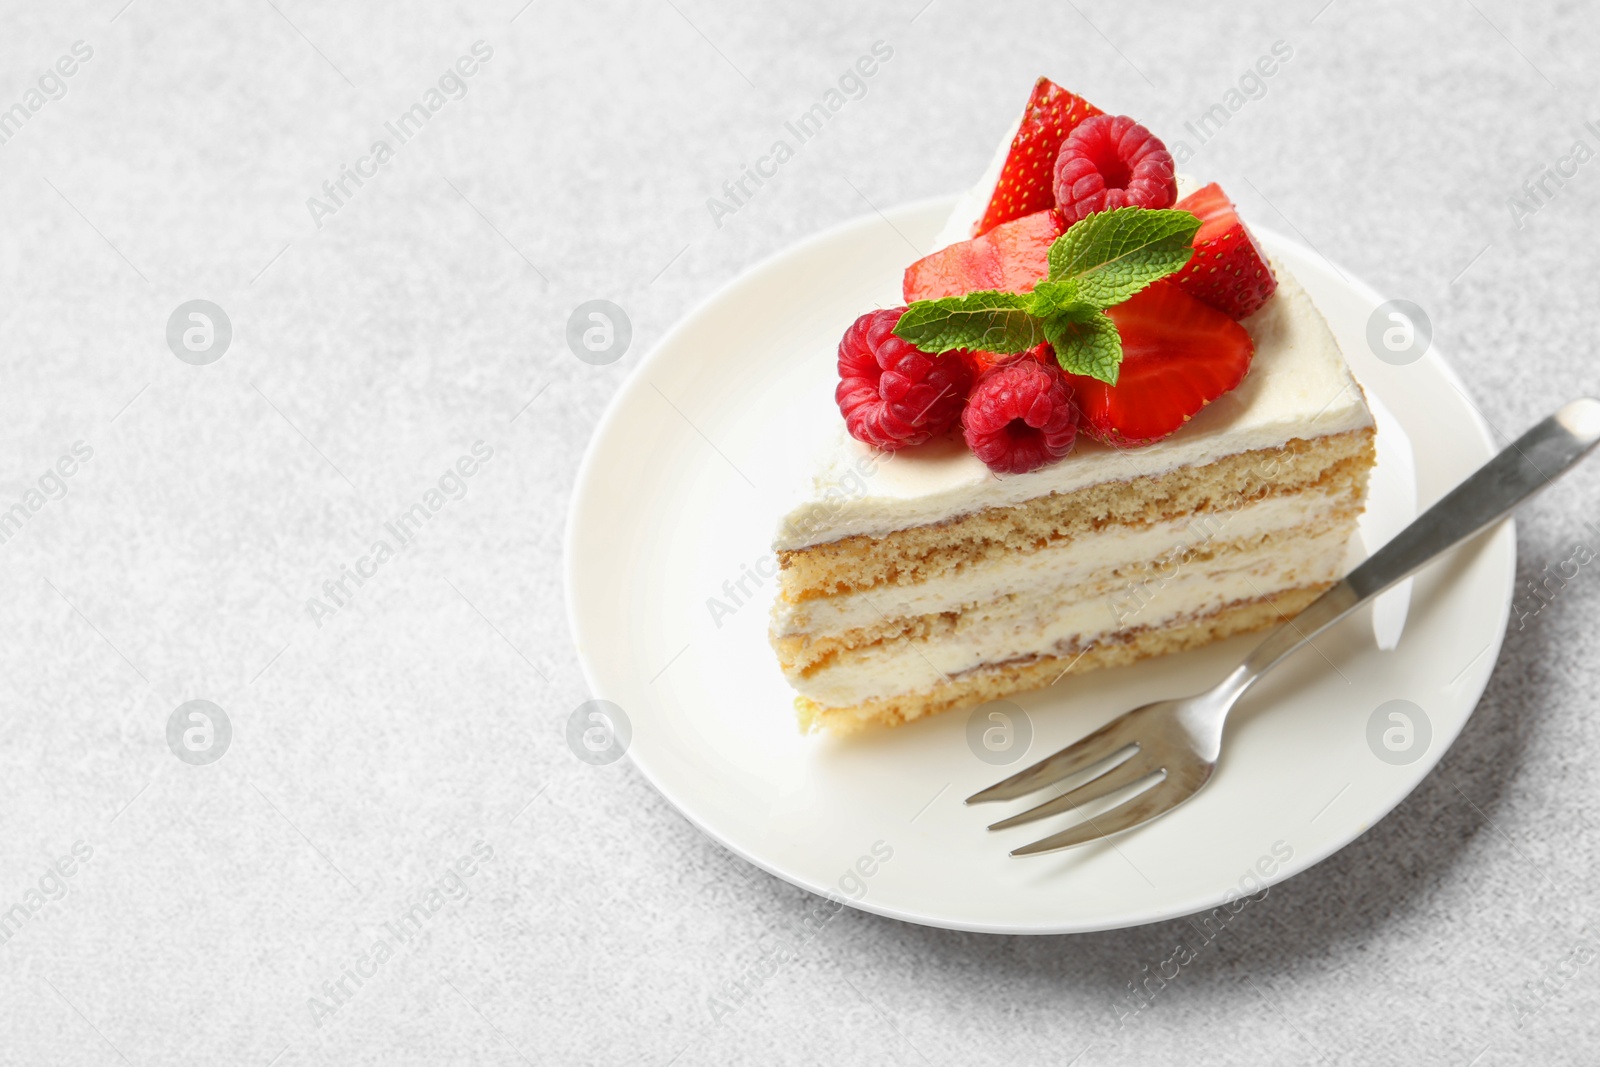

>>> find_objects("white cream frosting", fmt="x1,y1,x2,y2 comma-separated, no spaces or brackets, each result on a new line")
774,260,1371,550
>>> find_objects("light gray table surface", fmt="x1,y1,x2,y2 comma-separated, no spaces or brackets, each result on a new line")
2,0,1597,1063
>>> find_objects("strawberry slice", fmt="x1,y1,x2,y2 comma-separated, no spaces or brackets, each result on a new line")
903,209,1064,302
1065,281,1253,448
1170,182,1278,320
973,78,1103,238
962,342,1053,379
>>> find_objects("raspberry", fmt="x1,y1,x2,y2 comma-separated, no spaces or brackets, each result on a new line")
962,359,1078,474
1052,114,1177,225
835,308,973,451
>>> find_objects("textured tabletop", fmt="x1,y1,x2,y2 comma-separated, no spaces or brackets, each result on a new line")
2,0,1597,1063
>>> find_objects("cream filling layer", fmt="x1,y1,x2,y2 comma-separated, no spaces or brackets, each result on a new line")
773,484,1354,637
786,521,1350,708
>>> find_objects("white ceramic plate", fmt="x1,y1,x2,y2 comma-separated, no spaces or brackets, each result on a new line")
564,198,1514,934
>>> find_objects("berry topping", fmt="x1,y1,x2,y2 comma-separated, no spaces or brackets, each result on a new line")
904,209,1065,302
1169,182,1278,320
973,78,1104,238
1052,115,1177,226
962,359,1079,474
836,308,973,451
1064,282,1253,448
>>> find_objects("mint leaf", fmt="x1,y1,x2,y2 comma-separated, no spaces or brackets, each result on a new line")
896,207,1200,383
1043,309,1122,385
892,291,1046,354
1026,279,1086,318
1046,207,1200,308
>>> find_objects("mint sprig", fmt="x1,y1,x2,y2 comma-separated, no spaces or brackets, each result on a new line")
893,291,1046,354
1041,308,1121,383
892,207,1200,385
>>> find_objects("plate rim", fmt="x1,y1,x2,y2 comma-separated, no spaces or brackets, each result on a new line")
564,197,1515,934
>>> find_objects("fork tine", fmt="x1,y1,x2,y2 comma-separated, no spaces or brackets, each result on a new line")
987,758,1164,831
966,717,1139,804
1010,778,1188,856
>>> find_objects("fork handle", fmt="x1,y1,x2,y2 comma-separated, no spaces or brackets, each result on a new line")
1234,397,1600,685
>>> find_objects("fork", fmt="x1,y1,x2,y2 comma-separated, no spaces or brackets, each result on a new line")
969,397,1600,856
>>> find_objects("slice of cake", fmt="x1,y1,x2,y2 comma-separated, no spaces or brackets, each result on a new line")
769,79,1375,735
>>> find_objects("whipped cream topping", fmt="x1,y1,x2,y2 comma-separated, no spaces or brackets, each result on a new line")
774,260,1372,550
